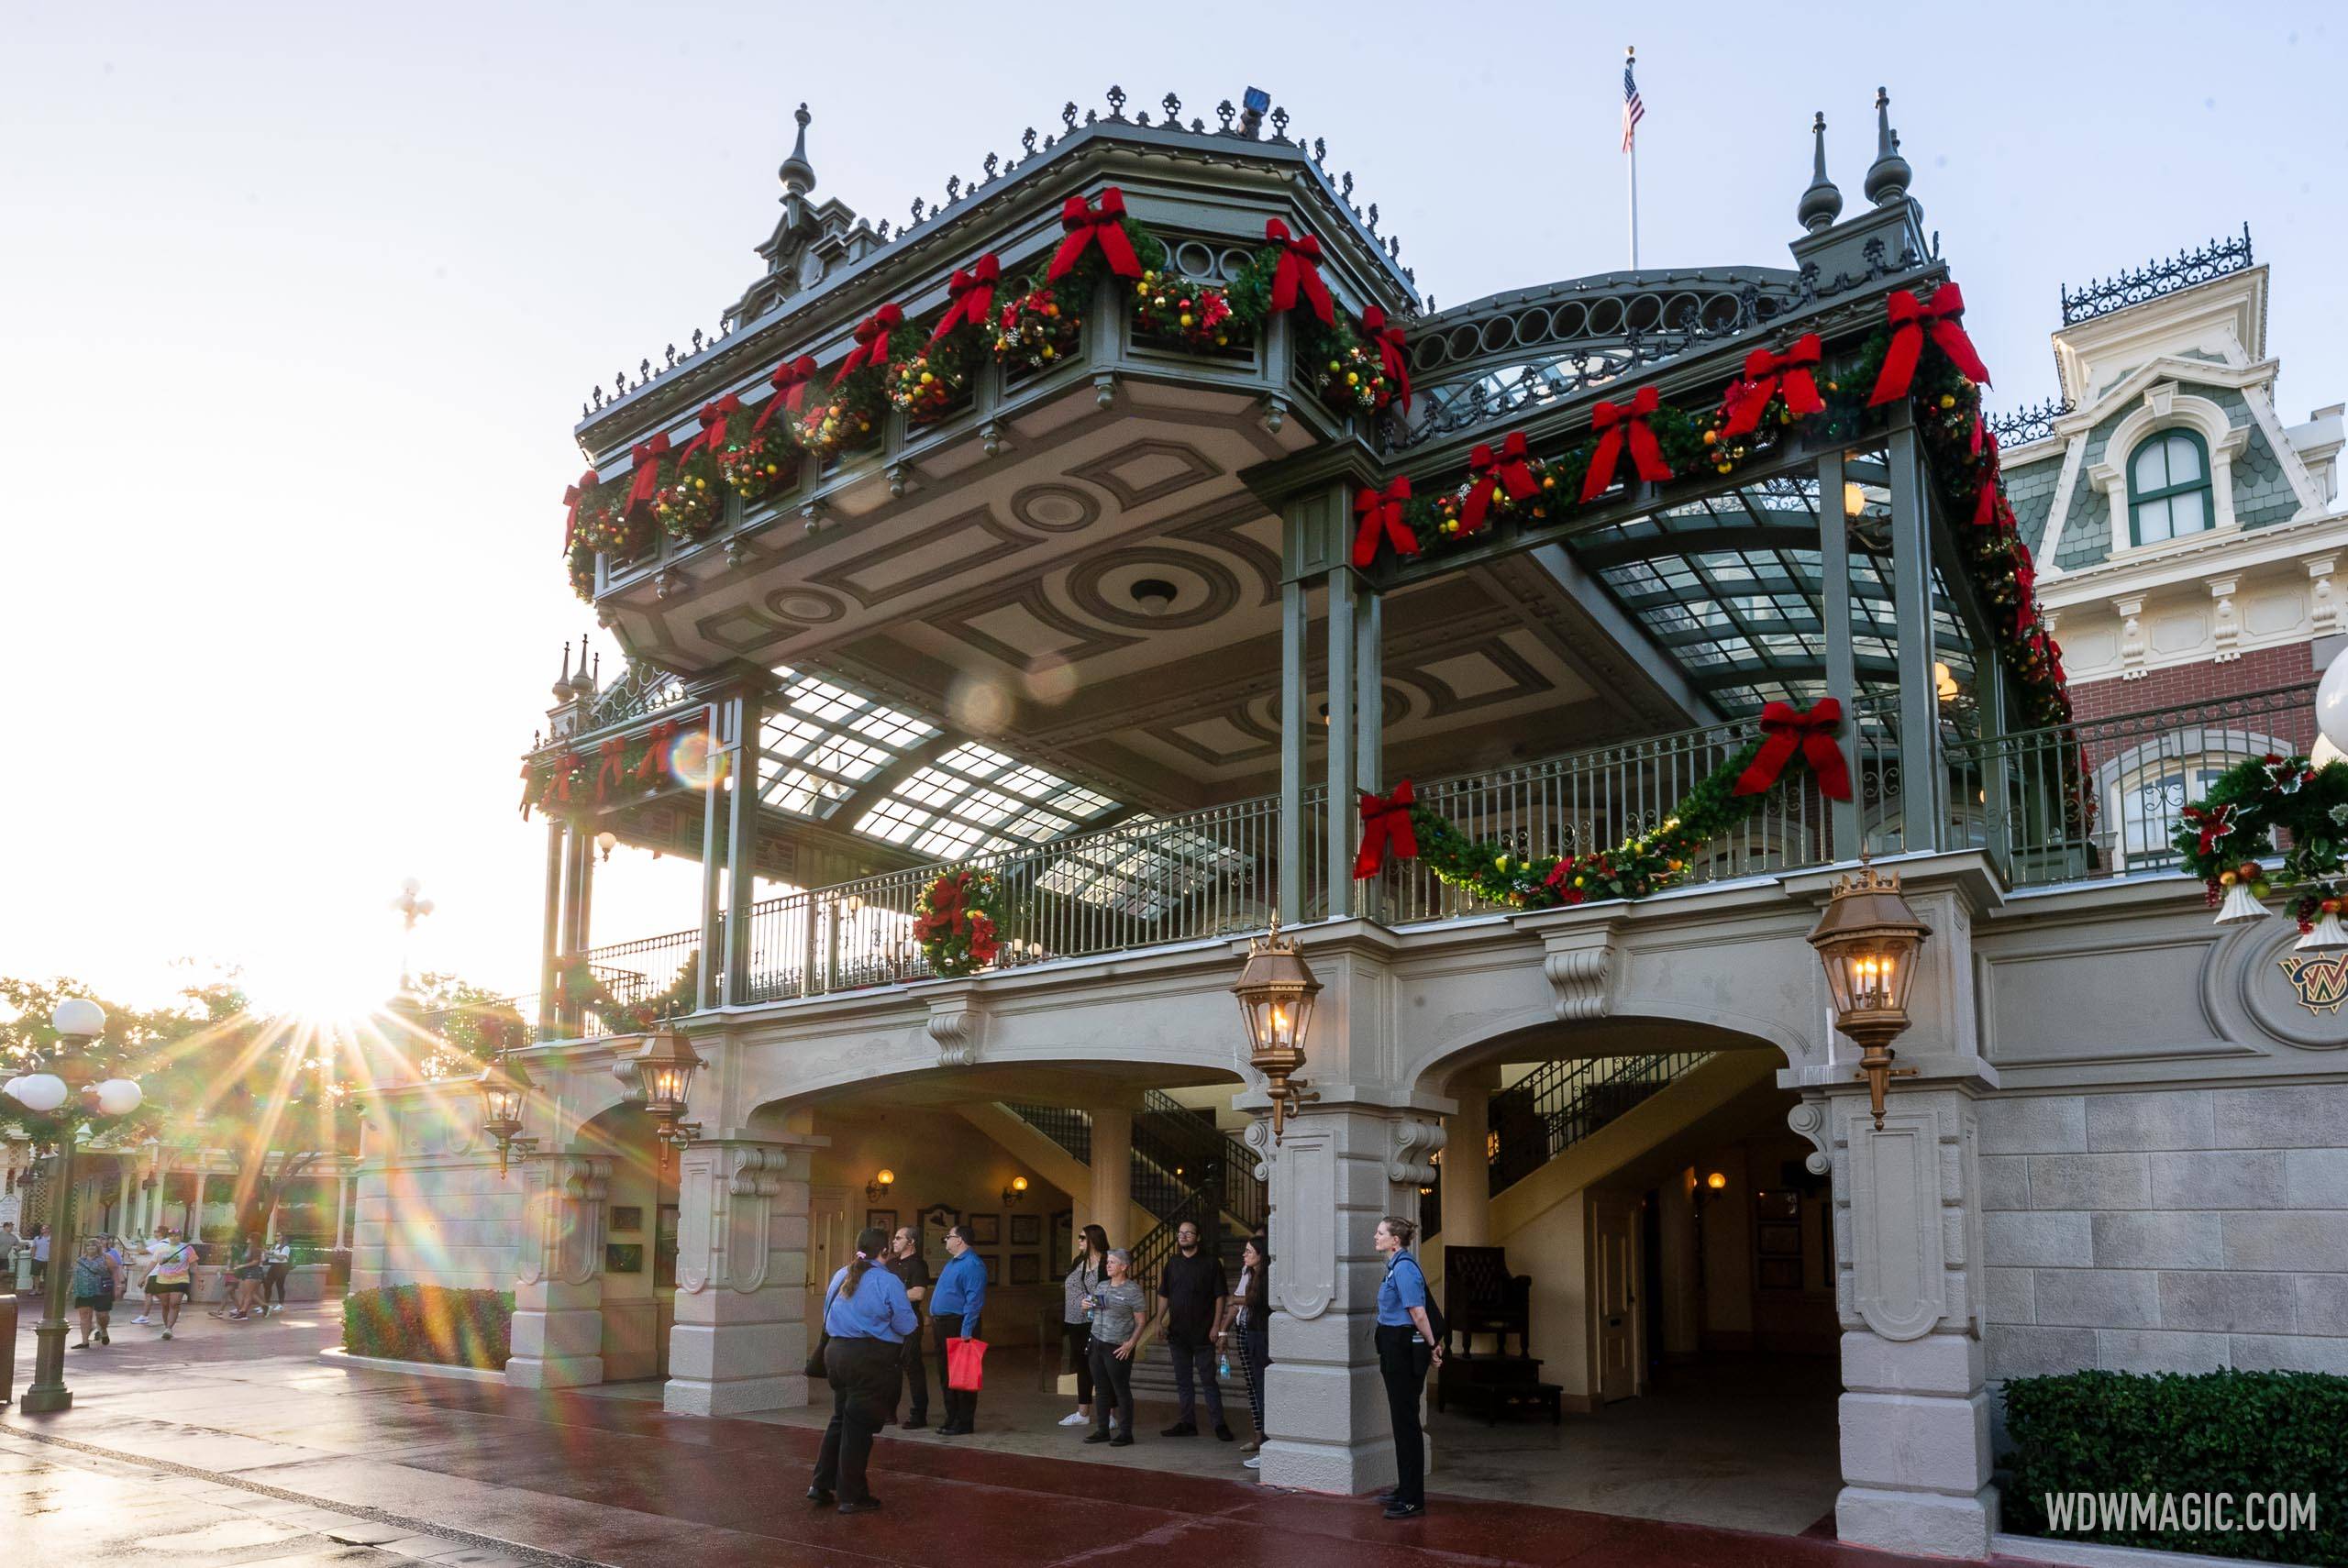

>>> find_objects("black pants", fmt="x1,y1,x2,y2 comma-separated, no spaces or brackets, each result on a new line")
1064,1321,1113,1409
813,1337,900,1505
898,1326,928,1421
1237,1318,1270,1437
264,1262,291,1306
1375,1324,1433,1507
931,1313,978,1430
1088,1337,1135,1439
1167,1332,1224,1427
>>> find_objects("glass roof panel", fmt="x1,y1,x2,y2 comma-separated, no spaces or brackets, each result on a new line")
853,735,1122,859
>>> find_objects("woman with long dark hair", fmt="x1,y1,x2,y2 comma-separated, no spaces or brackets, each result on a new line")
809,1225,916,1515
1058,1223,1113,1428
1371,1215,1443,1519
1218,1234,1271,1465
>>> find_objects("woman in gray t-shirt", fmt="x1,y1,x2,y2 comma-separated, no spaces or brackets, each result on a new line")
1079,1249,1151,1444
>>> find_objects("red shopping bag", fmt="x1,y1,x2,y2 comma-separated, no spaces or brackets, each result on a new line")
946,1335,988,1392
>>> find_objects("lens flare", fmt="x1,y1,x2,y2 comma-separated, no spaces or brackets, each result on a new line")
669,731,721,790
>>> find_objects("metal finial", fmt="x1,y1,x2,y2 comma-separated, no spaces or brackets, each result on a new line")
946,175,960,203
1863,86,1911,206
983,151,998,180
1799,111,1844,232
1022,127,1037,154
1163,93,1181,122
1106,84,1126,118
780,102,815,195
1061,101,1079,129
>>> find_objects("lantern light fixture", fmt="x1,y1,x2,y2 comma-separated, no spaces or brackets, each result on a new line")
1232,913,1321,1143
1705,1171,1728,1191
867,1167,895,1201
476,1048,539,1177
630,1029,704,1150
1808,855,1930,1130
1002,1174,1030,1205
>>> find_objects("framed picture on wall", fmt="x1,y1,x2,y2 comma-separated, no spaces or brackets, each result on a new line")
610,1206,644,1234
1009,1214,1040,1247
920,1203,960,1270
980,1253,1001,1285
1010,1253,1040,1285
969,1213,1001,1246
866,1209,898,1234
605,1242,645,1275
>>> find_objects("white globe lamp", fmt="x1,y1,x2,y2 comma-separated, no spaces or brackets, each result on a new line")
50,997,106,1041
94,1079,144,1117
8,1073,69,1113
2320,646,2348,758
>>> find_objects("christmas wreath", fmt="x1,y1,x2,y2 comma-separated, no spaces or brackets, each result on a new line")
913,867,1004,977
2175,754,2348,932
1130,268,1239,353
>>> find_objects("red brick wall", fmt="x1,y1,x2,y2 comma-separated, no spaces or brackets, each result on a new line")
2067,643,2319,752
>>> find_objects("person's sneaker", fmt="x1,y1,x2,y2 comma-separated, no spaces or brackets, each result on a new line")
1161,1421,1198,1437
1109,1434,1135,1447
131,1316,150,1325
805,1487,836,1507
1383,1501,1425,1520
1058,1411,1090,1426
96,1331,109,1344
1213,1423,1235,1441
161,1330,173,1341
899,1418,926,1430
836,1497,882,1516
1243,1456,1262,1470
70,1341,87,1350
1083,1430,1112,1444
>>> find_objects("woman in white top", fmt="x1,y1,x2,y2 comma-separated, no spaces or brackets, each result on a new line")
1058,1223,1113,1428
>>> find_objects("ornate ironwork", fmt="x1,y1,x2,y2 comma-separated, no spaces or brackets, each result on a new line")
588,660,691,730
1984,396,2075,447
2059,225,2253,326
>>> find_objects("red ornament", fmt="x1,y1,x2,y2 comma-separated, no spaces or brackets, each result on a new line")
1732,699,1854,801
1579,385,1674,503
1351,477,1416,569
931,254,1002,343
1353,779,1420,878
635,719,680,787
1462,432,1536,532
1263,218,1336,327
1868,283,1990,407
1720,334,1825,437
1048,188,1143,281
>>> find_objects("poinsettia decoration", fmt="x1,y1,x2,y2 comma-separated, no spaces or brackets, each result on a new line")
994,282,1081,375
1131,268,1238,352
914,867,1004,978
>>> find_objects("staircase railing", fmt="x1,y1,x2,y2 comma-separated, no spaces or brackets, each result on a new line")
1490,1051,1711,1193
1130,1187,1222,1289
1002,1102,1091,1165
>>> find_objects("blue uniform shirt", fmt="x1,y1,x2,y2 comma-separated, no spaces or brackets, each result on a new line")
1376,1249,1428,1327
929,1249,987,1335
823,1262,917,1343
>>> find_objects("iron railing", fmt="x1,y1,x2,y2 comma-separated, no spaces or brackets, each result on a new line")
1491,1051,1712,1192
1984,396,2075,447
2059,226,2253,326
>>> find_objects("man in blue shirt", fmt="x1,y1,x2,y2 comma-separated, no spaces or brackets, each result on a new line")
926,1222,987,1435
809,1226,916,1515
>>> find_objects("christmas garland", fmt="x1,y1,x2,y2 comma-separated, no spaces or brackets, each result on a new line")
913,867,1003,977
2176,754,2348,932
554,951,700,1032
521,717,685,819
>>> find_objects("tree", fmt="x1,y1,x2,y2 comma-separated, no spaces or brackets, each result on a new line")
401,971,531,1083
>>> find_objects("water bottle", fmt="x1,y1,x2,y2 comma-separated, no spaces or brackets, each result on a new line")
1219,1352,1231,1379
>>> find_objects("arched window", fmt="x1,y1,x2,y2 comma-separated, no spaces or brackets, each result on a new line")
2127,428,2214,546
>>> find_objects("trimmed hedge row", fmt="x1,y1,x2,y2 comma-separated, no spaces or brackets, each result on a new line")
342,1285,513,1370
2002,1369,2348,1564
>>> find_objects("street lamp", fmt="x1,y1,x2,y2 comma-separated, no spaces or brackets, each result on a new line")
476,1049,539,1178
1807,856,1931,1131
6,998,141,1415
627,1029,703,1152
1233,916,1322,1144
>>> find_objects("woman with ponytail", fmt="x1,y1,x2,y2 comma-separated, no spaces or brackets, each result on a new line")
809,1225,916,1515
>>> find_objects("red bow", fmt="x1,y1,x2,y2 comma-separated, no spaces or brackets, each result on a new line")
562,469,597,551
2010,541,2036,608
622,434,670,519
675,393,743,464
1049,188,1142,281
1733,699,1853,801
594,737,628,803
1264,218,1335,326
1353,779,1420,878
1868,283,1990,407
751,355,818,434
1463,432,1536,532
635,719,679,786
1352,477,1416,569
1580,385,1674,503
932,255,1001,343
552,751,582,807
1360,306,1412,411
835,304,905,382
1720,334,1824,437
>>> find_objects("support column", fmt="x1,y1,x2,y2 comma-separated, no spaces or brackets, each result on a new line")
1817,447,1864,856
697,701,725,1012
1090,1109,1133,1249
665,1135,818,1416
538,817,565,1035
506,1154,611,1390
723,689,764,1007
116,1164,134,1236
333,1175,349,1250
1277,578,1308,925
1887,422,1943,849
1324,568,1357,922
1438,1068,1493,1250
1255,1103,1445,1496
190,1169,208,1242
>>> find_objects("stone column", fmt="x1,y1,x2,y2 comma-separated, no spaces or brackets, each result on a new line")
664,1135,817,1416
506,1154,611,1390
333,1175,349,1250
1826,1085,1999,1559
1253,1104,1444,1496
191,1169,208,1242
1438,1068,1494,1250
1091,1109,1132,1247
116,1164,133,1235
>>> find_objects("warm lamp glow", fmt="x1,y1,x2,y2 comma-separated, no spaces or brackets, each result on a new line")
1843,481,1866,518
1705,1171,1728,1190
1010,1175,1028,1192
877,1169,895,1187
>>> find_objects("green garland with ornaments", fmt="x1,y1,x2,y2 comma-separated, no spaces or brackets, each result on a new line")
2176,754,2348,933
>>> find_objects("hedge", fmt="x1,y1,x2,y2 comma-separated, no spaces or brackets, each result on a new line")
2002,1368,2348,1564
342,1285,513,1370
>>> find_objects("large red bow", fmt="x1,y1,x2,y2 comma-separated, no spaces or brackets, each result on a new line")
1580,385,1674,503
931,255,1001,343
1972,426,2006,528
836,304,905,382
622,434,670,519
594,736,629,803
751,355,818,435
675,393,743,464
1360,306,1412,411
1352,477,1416,569
1721,334,1825,437
562,468,597,551
1732,699,1853,801
1265,218,1335,326
1353,779,1420,878
635,719,680,786
1049,188,1142,281
552,751,581,807
1868,283,1990,407
1463,432,1536,533
2010,540,2036,608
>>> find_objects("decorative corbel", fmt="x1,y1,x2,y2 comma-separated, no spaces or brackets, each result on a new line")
1540,923,1618,1021
927,993,985,1068
1388,1116,1446,1187
2210,575,2242,663
1787,1099,1832,1176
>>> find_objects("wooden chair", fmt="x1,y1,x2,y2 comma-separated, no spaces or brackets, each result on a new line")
1440,1244,1531,1359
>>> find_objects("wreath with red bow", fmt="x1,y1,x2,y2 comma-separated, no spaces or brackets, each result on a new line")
2175,754,2348,932
914,867,1005,978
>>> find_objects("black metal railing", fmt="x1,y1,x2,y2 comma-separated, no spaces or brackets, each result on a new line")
1984,396,2074,447
1002,1102,1091,1165
1131,1187,1223,1289
2060,226,2253,326
1490,1051,1713,1193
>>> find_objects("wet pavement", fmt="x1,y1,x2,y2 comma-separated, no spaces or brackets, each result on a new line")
6,1297,1975,1568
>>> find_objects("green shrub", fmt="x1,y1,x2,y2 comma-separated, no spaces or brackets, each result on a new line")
341,1285,513,1370
2002,1368,2348,1564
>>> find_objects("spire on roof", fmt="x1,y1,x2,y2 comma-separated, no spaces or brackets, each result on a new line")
779,103,815,198
1798,112,1843,233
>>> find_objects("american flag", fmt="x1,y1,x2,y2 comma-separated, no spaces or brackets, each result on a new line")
1622,54,1645,152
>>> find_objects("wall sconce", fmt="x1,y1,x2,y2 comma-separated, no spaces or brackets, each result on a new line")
1002,1175,1029,1206
626,1029,704,1159
476,1049,540,1178
1232,915,1321,1143
867,1167,895,1202
1705,1170,1727,1191
1808,855,1929,1130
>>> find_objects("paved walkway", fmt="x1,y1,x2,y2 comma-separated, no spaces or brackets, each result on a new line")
6,1299,1977,1568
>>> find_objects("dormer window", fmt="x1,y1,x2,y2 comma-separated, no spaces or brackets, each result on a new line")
2126,428,2214,546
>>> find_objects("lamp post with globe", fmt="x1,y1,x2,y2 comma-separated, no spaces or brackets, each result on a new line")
4,999,144,1414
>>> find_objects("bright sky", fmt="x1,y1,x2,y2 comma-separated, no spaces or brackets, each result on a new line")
4,2,2342,1016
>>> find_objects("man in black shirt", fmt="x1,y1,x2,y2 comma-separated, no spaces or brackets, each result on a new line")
1153,1221,1232,1440
886,1225,933,1429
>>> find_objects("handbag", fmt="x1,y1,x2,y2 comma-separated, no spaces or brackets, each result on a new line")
946,1334,988,1392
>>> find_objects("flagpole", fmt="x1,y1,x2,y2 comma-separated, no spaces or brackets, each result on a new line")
1625,45,1640,271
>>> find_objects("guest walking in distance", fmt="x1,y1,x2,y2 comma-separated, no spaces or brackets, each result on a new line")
1058,1223,1114,1429
1080,1248,1149,1447
1372,1215,1444,1520
885,1225,931,1429
30,1224,50,1286
263,1238,293,1313
1157,1220,1233,1440
147,1228,194,1340
1218,1234,1272,1466
927,1223,987,1435
70,1238,118,1348
808,1226,915,1516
